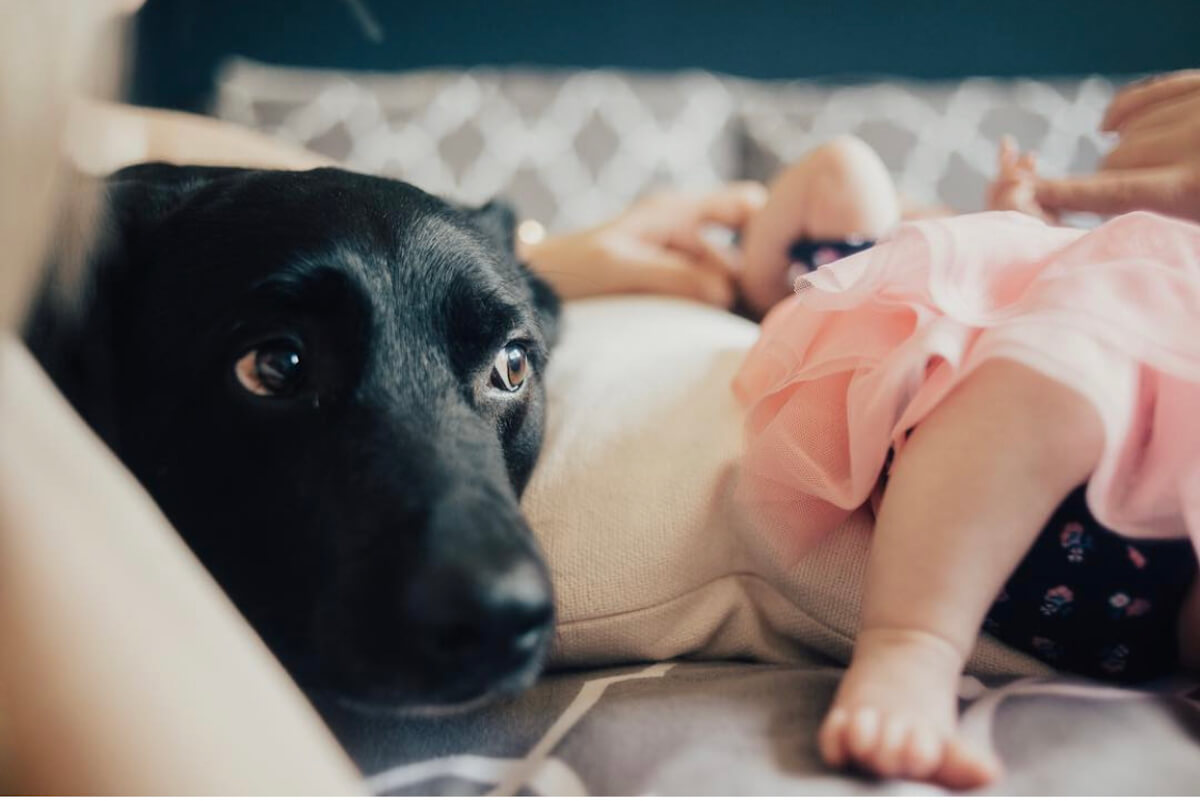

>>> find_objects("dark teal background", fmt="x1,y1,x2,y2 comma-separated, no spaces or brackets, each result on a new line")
131,0,1200,112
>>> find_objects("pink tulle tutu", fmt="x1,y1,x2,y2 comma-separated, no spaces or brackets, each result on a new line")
733,211,1200,559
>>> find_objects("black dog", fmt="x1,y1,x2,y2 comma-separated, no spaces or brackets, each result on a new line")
25,163,560,709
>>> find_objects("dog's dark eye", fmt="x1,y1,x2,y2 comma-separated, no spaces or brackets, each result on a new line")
234,342,305,397
491,343,529,393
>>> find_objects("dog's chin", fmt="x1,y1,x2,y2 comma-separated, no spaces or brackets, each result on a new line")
332,655,545,717
328,628,552,714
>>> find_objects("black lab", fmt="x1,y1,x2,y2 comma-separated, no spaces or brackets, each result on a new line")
24,164,560,709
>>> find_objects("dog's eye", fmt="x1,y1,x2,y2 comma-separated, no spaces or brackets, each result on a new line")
490,343,529,393
234,342,305,397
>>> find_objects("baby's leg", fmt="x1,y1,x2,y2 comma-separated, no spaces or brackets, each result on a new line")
739,136,901,317
818,360,1104,787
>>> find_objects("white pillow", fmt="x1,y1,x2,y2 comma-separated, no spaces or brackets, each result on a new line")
523,296,1051,679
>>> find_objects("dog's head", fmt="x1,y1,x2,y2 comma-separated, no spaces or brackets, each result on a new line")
27,164,561,708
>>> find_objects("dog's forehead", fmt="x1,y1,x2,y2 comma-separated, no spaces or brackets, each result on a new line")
132,170,536,364
380,213,531,341
276,206,532,356
315,207,518,302
296,170,487,260
170,172,512,294
404,213,516,282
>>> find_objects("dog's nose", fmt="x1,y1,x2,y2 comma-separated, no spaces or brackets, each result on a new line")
402,555,554,667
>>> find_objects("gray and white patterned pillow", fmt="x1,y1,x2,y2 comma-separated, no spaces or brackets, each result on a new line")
214,59,1121,229
738,75,1118,212
215,62,740,231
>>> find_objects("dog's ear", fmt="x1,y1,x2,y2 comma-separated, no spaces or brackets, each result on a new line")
99,163,249,234
23,164,248,446
466,198,519,255
465,199,561,347
71,164,250,280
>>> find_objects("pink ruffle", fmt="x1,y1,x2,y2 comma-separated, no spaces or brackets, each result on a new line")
733,211,1200,560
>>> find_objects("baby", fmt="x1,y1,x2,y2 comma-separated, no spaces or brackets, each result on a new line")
734,136,1200,787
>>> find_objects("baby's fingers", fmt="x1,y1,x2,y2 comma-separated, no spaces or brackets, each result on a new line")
694,181,769,229
995,138,1038,180
996,136,1017,173
620,250,736,307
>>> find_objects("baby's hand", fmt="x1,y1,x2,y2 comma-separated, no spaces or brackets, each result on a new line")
986,137,1058,223
521,183,766,307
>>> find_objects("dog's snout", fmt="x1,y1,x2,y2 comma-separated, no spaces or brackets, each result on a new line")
312,474,557,705
403,555,553,667
479,558,554,645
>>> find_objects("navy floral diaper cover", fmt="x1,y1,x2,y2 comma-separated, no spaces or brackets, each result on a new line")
786,238,875,287
984,485,1197,683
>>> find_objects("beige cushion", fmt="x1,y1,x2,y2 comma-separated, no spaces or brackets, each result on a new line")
523,296,1052,679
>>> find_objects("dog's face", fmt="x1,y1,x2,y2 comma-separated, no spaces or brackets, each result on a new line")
28,164,560,708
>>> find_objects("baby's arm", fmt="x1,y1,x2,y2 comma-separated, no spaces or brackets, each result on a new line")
818,360,1104,787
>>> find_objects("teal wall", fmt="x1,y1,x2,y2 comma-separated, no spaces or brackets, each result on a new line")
131,0,1200,112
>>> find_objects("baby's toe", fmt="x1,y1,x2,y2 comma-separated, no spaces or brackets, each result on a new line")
997,136,1017,171
870,716,912,777
817,707,851,767
898,725,945,780
844,706,883,764
933,739,1002,790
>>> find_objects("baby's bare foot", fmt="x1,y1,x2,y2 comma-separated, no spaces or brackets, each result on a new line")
818,628,1000,788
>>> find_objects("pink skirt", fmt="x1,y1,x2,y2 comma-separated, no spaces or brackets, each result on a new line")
733,211,1200,560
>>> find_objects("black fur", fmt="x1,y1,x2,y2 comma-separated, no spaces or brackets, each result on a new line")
25,164,561,708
